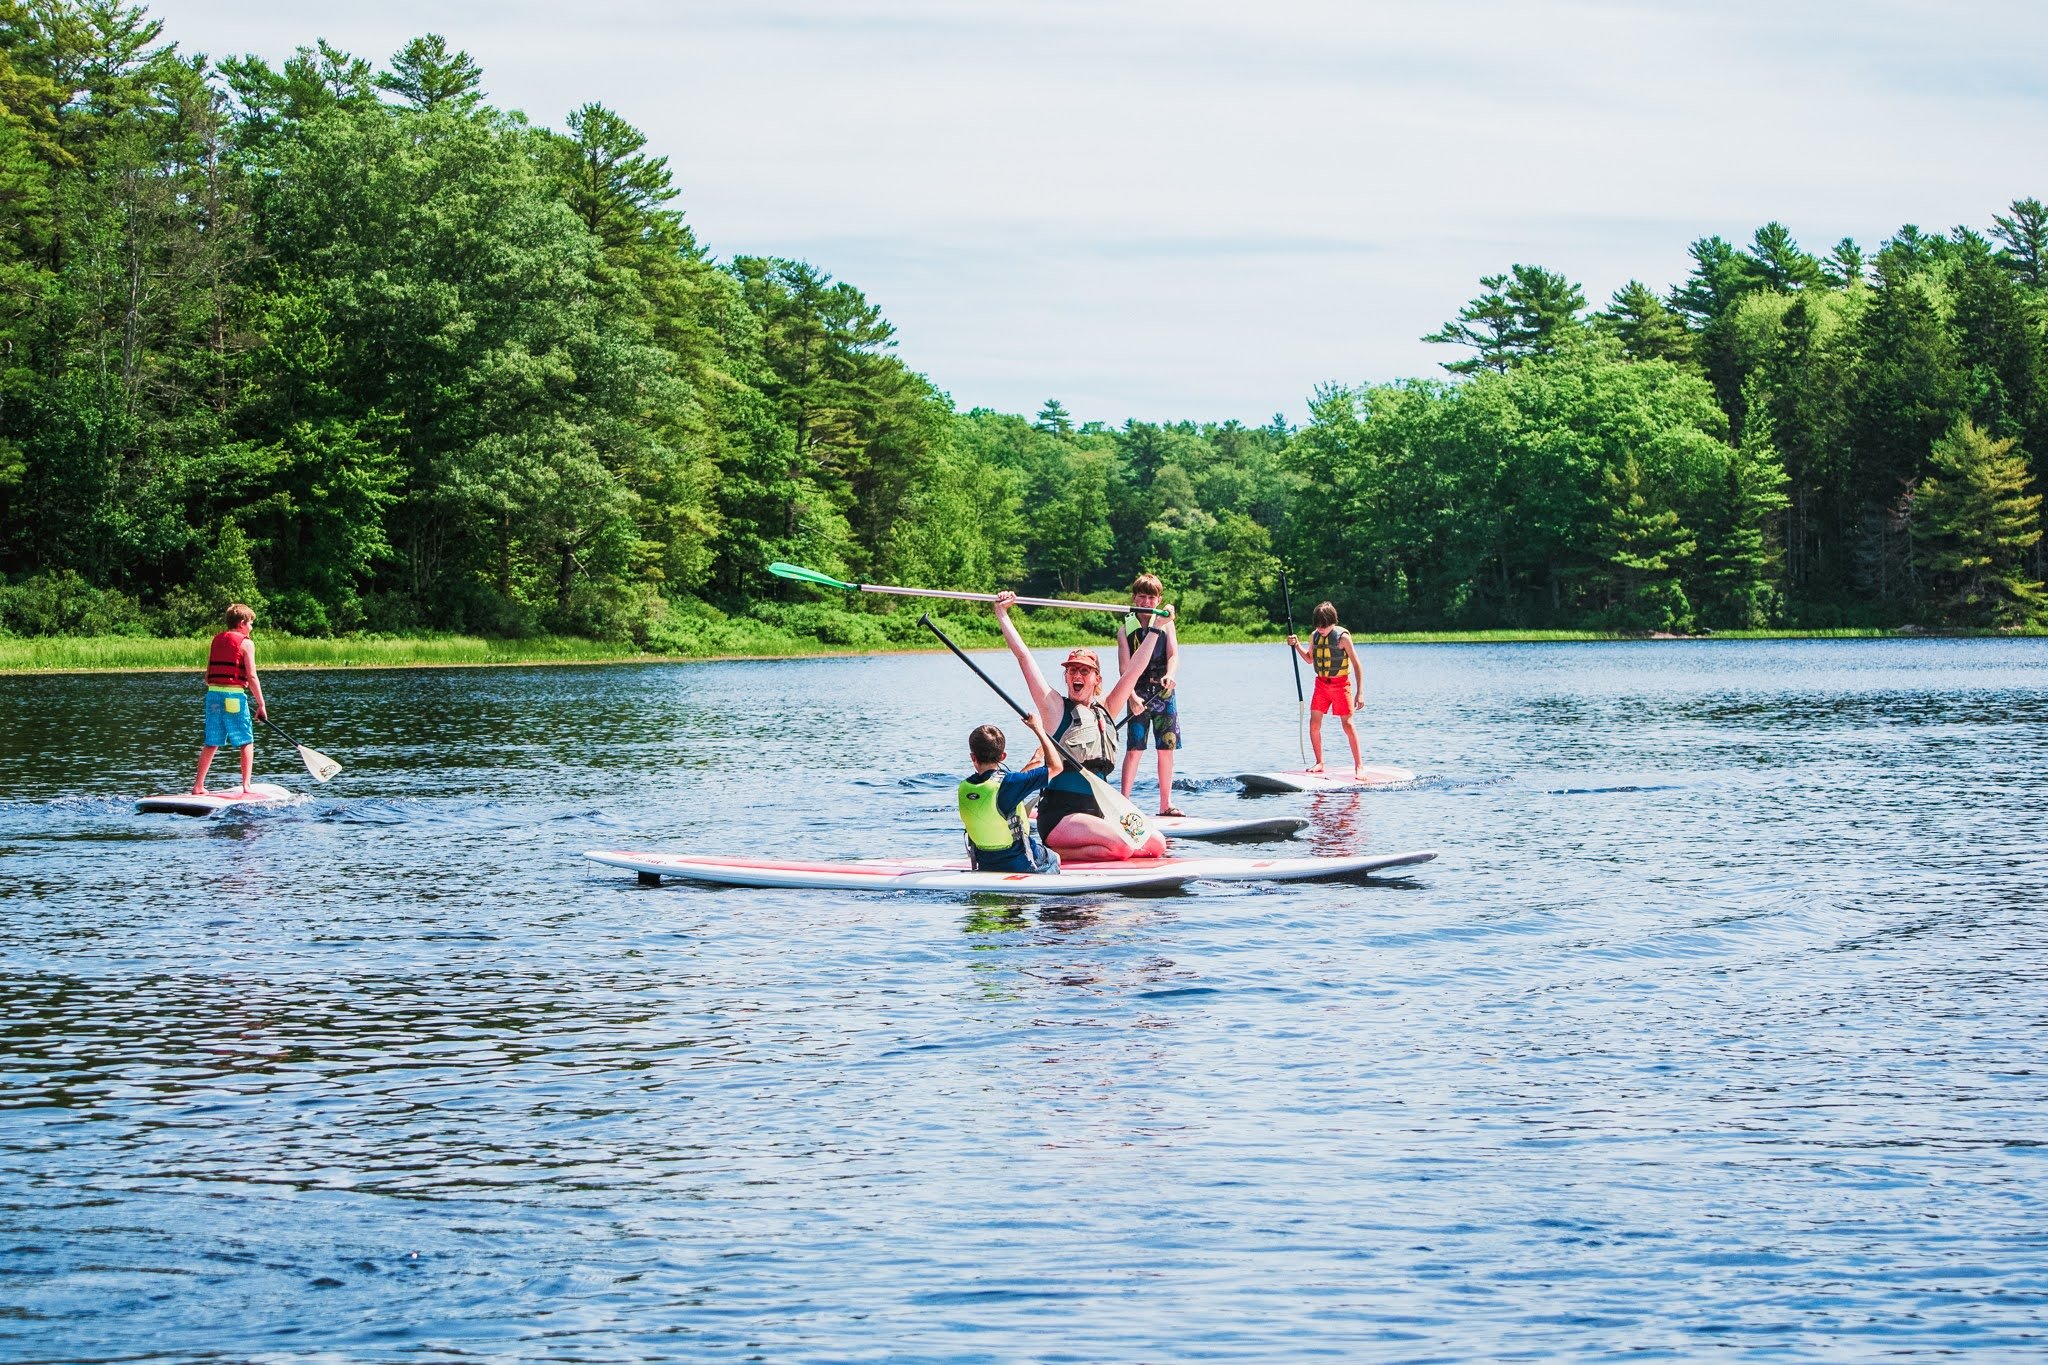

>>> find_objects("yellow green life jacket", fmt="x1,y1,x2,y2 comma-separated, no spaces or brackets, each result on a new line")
1312,626,1350,679
958,770,1031,852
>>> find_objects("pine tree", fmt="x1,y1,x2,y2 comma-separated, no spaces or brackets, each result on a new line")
1822,238,1866,289
1849,275,1966,512
1670,236,1748,325
1598,455,1696,632
1423,273,1516,374
1597,280,1693,364
1912,420,2045,626
374,35,484,113
1990,197,2047,290
1033,398,1073,436
1697,379,1790,627
1741,222,1823,292
1426,265,1585,374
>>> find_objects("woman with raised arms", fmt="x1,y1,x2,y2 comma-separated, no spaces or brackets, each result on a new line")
991,590,1168,861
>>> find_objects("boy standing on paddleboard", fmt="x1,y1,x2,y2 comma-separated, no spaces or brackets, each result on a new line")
1287,601,1365,777
1116,572,1182,816
958,716,1064,874
192,602,266,794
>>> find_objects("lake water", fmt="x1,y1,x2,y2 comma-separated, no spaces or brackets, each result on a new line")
3,638,2046,1361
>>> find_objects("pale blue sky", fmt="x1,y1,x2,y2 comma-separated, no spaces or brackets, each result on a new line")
156,0,2048,425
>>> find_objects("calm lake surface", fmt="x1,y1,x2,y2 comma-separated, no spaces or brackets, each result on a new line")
4,638,2046,1361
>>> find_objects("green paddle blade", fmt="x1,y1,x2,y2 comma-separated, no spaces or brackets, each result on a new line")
767,561,858,592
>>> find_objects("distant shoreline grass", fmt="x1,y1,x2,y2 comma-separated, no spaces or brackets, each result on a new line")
0,624,2012,674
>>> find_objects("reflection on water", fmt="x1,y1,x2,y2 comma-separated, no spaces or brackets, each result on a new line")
1304,789,1366,853
4,639,2048,1359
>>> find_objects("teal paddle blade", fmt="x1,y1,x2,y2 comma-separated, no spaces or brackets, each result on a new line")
767,561,857,592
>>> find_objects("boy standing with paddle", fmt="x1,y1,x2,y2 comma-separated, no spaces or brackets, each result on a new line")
192,602,266,794
1116,573,1182,816
1288,601,1366,777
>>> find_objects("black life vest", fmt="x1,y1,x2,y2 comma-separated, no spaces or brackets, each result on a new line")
1127,623,1171,689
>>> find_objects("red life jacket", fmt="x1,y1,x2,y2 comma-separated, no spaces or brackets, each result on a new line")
205,630,250,689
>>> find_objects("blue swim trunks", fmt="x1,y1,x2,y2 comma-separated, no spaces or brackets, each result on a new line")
204,687,254,747
1127,684,1181,751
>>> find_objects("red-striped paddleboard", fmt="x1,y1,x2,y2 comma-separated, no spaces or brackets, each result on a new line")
585,848,1436,894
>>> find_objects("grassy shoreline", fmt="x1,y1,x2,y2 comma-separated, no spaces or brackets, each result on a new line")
0,625,1988,674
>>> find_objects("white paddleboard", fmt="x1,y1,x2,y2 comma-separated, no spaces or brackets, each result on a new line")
1236,766,1417,793
586,850,1198,894
137,782,294,817
585,848,1436,893
1152,812,1307,841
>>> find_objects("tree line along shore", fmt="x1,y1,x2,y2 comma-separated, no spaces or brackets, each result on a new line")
0,624,1940,676
3,3,2045,654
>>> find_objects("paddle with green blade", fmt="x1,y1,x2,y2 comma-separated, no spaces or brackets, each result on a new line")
772,561,1170,619
919,614,1153,855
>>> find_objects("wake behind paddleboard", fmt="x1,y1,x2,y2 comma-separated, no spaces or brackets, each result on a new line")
1236,766,1417,794
137,782,294,817
585,848,1435,894
1153,812,1307,841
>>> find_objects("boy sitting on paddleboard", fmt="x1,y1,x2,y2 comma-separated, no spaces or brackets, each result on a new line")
992,590,1168,861
1288,601,1365,777
958,716,1064,874
193,602,267,794
1116,572,1182,816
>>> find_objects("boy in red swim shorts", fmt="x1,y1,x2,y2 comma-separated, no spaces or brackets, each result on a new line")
1287,601,1364,776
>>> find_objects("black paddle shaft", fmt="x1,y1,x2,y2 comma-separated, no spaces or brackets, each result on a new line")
1280,571,1305,702
260,714,312,749
921,613,1134,732
921,615,1032,720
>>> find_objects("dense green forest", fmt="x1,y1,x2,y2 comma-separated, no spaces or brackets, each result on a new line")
3,0,2044,647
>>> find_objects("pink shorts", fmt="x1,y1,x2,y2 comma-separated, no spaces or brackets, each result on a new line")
1311,675,1356,717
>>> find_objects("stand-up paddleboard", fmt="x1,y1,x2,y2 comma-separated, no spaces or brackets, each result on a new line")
588,851,1197,894
1153,812,1308,841
137,782,294,817
586,848,1435,894
1236,766,1417,794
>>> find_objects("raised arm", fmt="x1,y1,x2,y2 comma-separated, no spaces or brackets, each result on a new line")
1101,629,1161,715
993,592,1061,724
1022,712,1064,778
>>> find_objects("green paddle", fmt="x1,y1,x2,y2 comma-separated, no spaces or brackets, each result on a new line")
771,561,1171,618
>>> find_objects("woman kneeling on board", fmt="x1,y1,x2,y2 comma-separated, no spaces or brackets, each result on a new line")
992,590,1167,861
